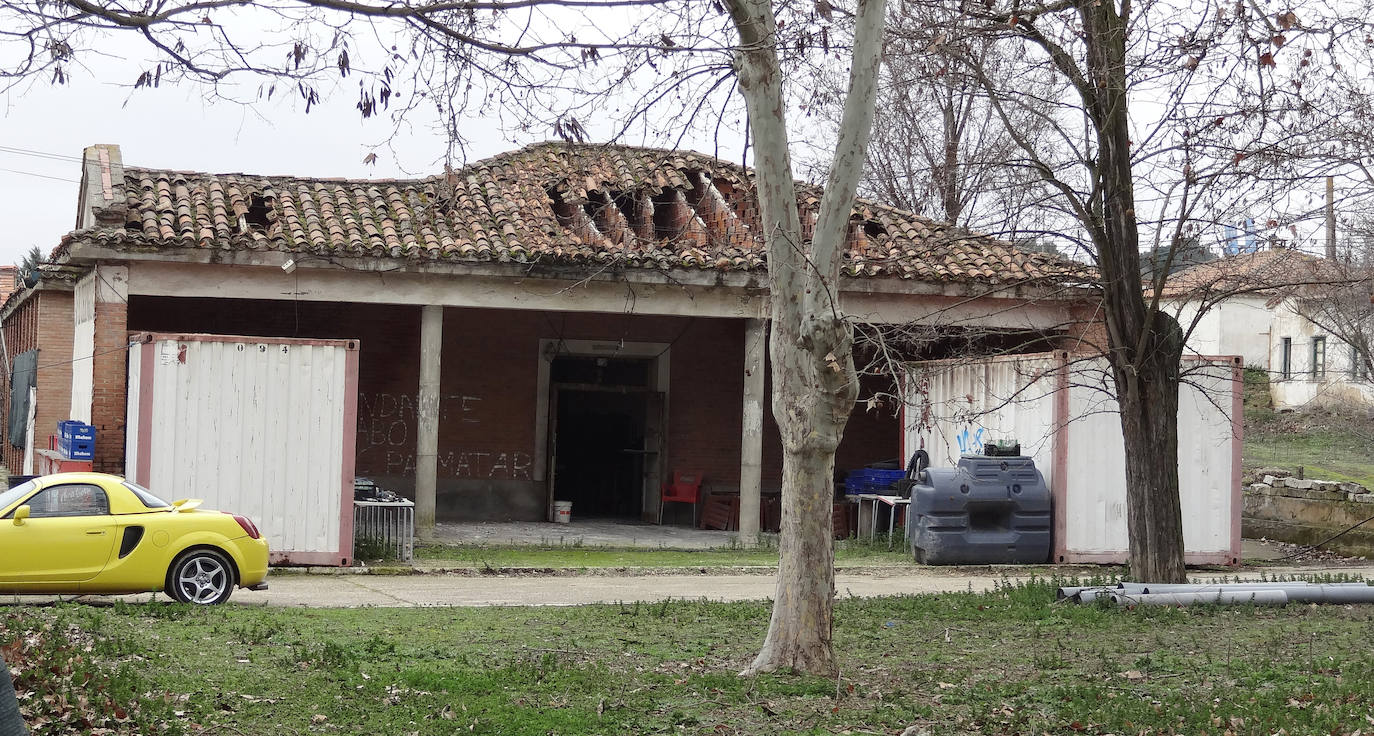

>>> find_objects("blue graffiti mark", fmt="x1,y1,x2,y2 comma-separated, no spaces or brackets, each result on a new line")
956,427,986,454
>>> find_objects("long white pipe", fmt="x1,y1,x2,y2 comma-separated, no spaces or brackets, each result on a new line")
1060,582,1374,606
1123,582,1368,594
1111,590,1289,607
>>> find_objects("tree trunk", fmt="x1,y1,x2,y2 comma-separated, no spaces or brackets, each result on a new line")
748,442,841,674
939,89,962,224
1080,0,1187,583
726,0,886,676
1112,321,1186,582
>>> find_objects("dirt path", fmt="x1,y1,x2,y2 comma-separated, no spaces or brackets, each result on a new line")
237,562,1374,608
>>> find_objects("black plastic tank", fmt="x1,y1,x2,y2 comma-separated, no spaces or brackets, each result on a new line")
905,455,1051,565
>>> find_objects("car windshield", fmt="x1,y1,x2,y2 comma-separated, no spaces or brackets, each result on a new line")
0,480,37,513
122,480,172,509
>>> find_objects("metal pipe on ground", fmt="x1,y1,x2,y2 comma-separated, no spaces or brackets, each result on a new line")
1280,585,1374,604
1056,586,1129,602
1119,582,1368,594
1056,586,1103,600
1111,590,1289,607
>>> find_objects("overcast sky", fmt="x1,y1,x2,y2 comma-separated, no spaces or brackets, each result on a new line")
0,72,531,268
0,8,761,271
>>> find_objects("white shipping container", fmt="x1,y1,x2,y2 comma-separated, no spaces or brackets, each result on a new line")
904,351,1241,565
125,332,360,566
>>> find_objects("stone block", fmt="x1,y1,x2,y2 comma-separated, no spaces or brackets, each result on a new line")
1285,478,1314,490
1254,467,1293,478
1341,483,1368,494
1248,483,1273,495
1311,480,1342,492
1294,487,1347,502
1356,494,1374,504
1264,475,1283,487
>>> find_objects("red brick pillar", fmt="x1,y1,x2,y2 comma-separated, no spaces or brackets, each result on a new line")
83,265,129,475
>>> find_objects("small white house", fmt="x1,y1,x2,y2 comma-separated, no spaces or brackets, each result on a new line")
1161,248,1374,410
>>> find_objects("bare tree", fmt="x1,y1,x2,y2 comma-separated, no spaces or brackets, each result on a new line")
855,1,1061,240
887,0,1374,582
2,0,889,675
725,0,886,677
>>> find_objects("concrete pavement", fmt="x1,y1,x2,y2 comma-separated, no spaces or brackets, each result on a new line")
227,559,1374,608
235,569,1012,608
5,562,1371,608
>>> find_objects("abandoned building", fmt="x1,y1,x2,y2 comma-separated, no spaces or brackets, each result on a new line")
2,142,1098,557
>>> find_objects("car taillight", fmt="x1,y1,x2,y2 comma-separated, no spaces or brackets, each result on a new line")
225,513,261,539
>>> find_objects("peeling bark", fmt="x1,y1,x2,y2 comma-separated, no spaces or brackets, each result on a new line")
727,0,887,676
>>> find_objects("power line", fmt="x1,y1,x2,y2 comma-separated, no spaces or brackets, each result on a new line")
0,166,79,184
0,144,84,163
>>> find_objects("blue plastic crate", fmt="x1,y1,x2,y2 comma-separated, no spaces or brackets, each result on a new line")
845,468,906,493
58,420,96,443
59,436,94,460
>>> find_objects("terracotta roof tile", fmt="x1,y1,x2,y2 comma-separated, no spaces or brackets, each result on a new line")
77,142,1086,285
1159,248,1340,298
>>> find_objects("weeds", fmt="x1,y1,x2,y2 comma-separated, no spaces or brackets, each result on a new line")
353,534,393,561
8,581,1374,735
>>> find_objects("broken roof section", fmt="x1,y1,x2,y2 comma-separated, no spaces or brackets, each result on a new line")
59,142,1089,286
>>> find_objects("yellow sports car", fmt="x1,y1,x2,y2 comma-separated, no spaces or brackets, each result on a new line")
0,472,269,604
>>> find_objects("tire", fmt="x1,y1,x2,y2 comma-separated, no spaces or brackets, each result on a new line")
167,549,235,605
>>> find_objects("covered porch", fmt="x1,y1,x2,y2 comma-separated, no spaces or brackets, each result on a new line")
113,255,1082,539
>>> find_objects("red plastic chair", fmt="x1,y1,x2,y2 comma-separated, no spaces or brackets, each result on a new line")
658,471,703,525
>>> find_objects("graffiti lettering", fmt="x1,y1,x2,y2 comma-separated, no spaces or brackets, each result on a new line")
380,449,534,480
382,450,533,480
357,392,484,451
361,391,527,480
955,426,987,454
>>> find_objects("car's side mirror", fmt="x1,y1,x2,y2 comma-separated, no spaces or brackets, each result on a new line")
11,506,29,526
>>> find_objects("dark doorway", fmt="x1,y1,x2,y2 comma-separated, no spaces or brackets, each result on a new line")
548,355,661,520
552,389,648,518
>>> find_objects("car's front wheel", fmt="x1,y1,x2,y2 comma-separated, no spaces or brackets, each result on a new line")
167,549,235,605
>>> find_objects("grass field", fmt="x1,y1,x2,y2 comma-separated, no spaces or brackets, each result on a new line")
1243,368,1374,488
7,577,1374,735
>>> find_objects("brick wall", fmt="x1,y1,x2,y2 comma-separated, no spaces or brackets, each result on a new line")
89,298,127,474
757,366,900,491
1,290,74,473
1,296,37,471
1062,302,1110,357
126,295,901,519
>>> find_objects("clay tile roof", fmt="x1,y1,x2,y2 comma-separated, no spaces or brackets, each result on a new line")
74,141,1088,286
1159,248,1343,298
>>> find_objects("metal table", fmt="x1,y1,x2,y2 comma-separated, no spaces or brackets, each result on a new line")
847,494,910,548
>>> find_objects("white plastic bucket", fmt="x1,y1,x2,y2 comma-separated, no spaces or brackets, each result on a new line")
554,500,572,524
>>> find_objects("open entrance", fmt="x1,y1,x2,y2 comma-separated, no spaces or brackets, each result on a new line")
547,354,665,522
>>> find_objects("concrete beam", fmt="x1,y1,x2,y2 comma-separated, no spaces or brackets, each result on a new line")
125,260,767,320
120,259,1079,331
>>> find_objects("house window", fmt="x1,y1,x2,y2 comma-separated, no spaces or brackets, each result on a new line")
1280,338,1292,380
1312,336,1326,378
1352,345,1370,381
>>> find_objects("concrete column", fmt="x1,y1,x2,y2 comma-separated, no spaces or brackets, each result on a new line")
738,318,767,545
415,305,443,537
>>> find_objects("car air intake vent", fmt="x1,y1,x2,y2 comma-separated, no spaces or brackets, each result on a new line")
119,526,145,558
